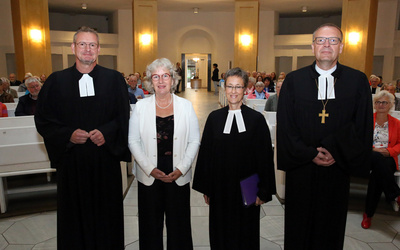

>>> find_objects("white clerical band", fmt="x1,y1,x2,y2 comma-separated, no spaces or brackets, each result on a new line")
316,65,336,100
79,74,95,97
223,109,246,134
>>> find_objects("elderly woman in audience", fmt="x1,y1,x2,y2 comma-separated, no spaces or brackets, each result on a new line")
247,81,270,99
0,78,14,103
361,90,400,229
245,76,256,95
384,82,400,111
128,58,200,249
193,67,276,250
0,102,7,117
264,80,283,112
1,77,18,98
15,76,42,116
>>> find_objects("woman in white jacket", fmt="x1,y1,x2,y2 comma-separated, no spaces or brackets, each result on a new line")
128,58,200,250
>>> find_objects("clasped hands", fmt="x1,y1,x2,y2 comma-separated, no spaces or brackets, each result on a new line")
70,128,105,146
150,168,182,183
312,147,335,167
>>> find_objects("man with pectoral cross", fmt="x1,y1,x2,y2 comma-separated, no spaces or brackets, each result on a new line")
277,23,373,250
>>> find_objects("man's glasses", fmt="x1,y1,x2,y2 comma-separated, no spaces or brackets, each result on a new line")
75,42,98,49
226,85,244,90
314,37,341,45
151,73,171,81
375,101,389,106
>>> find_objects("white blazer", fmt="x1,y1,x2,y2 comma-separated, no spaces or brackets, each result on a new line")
128,94,200,186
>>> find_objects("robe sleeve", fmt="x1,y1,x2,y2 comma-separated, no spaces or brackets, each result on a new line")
96,72,131,161
254,113,276,202
319,73,373,176
277,73,319,171
34,73,76,167
192,112,215,196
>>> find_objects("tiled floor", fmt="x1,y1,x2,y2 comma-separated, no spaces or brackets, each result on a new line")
1,88,400,249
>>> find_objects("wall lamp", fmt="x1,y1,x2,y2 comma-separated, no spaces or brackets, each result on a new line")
348,32,360,45
30,29,42,43
140,34,151,45
240,34,251,46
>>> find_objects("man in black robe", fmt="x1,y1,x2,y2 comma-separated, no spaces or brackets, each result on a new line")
277,23,373,250
35,26,130,250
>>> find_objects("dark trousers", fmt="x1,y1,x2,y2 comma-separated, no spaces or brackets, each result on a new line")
365,151,400,217
138,180,193,250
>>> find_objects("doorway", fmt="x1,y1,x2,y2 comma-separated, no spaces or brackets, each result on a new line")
181,53,211,91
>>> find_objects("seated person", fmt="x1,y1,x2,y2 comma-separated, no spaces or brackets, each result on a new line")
263,77,275,92
384,82,400,111
8,73,22,86
127,74,145,101
0,78,14,103
0,102,8,117
361,90,400,229
247,81,270,99
265,80,283,111
245,77,256,95
15,77,42,116
1,77,18,98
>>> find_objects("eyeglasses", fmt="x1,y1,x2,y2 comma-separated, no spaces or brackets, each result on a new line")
375,101,389,106
226,85,244,90
27,84,41,89
314,37,341,45
151,73,171,81
75,42,99,49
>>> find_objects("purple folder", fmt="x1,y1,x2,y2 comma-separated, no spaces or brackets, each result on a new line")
240,174,259,207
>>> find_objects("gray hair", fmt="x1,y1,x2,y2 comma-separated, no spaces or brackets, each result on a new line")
255,81,265,87
144,58,178,93
313,23,343,41
73,26,99,44
225,67,249,88
374,90,394,108
0,77,10,85
25,76,42,88
248,77,256,84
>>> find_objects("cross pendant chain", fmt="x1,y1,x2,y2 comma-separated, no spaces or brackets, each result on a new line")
319,109,329,124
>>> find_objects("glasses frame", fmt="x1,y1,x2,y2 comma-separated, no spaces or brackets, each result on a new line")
75,42,99,49
151,73,171,82
375,101,390,106
314,37,341,45
225,85,245,91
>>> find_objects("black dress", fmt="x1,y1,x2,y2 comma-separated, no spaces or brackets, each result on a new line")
193,105,276,250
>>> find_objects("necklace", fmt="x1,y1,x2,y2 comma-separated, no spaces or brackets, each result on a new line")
155,95,173,109
315,78,336,124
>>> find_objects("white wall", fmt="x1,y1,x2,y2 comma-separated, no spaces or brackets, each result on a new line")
114,10,133,75
158,11,234,77
258,10,278,73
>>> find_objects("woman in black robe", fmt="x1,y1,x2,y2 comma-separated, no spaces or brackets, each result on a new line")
192,67,276,250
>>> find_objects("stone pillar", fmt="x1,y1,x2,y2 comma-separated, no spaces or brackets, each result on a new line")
10,0,52,80
132,0,158,74
340,0,378,76
234,0,259,71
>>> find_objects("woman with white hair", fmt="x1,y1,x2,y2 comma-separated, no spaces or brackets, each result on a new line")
15,76,42,116
361,90,400,229
247,81,270,99
128,58,200,249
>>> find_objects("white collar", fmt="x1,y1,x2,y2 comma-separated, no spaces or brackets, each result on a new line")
79,74,95,97
315,64,336,100
223,109,246,134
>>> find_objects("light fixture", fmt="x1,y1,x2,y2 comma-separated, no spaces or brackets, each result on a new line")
30,29,42,43
240,35,251,46
348,32,360,45
302,6,307,13
82,3,87,10
140,34,151,45
193,57,200,62
193,7,199,14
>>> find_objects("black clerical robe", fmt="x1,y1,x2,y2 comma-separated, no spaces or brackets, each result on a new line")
35,64,130,250
193,105,276,250
277,61,373,250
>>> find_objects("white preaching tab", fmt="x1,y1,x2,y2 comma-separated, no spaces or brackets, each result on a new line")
315,65,336,100
79,74,95,97
223,109,246,134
